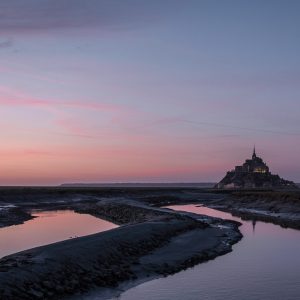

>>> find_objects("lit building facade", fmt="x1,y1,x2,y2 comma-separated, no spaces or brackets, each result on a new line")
234,147,269,175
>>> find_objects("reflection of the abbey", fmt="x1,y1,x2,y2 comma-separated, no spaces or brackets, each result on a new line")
252,219,256,233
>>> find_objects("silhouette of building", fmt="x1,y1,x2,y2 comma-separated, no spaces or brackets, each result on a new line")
234,147,269,174
215,147,297,189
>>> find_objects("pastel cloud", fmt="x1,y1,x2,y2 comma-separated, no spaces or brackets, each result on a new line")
0,136,228,185
0,39,13,48
0,0,174,34
0,86,137,140
0,87,124,112
0,98,125,113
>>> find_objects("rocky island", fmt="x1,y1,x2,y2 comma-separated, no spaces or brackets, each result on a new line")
215,148,297,189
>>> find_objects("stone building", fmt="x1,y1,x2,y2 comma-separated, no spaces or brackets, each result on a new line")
234,147,269,174
215,148,297,189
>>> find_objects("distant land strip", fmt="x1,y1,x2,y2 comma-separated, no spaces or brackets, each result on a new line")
60,183,216,188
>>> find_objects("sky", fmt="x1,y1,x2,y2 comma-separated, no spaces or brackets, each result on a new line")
0,0,300,185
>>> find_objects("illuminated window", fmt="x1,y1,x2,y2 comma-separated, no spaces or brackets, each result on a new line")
254,167,267,173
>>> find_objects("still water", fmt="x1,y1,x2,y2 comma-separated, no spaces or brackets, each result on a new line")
112,205,300,300
0,210,117,258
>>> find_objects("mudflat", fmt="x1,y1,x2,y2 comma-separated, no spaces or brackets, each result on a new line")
0,187,241,299
1,187,299,299
202,189,300,229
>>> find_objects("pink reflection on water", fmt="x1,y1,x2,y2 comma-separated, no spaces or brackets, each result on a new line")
0,210,118,258
166,204,242,222
166,204,297,237
166,204,254,235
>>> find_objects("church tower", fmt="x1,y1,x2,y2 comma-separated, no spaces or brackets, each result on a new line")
252,146,257,160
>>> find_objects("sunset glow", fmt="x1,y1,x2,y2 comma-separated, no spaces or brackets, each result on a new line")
0,1,299,185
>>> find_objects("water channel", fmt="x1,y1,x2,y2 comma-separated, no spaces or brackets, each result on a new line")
0,209,117,258
112,204,300,300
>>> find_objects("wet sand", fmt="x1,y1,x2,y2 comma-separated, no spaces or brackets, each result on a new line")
202,190,300,229
1,187,299,299
0,189,241,299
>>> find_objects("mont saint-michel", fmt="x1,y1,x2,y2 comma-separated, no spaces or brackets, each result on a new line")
216,148,297,189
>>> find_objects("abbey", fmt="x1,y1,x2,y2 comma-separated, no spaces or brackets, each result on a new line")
216,148,297,189
234,147,269,174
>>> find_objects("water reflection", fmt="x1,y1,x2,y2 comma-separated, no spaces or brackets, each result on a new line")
252,219,256,233
112,204,300,300
0,210,117,258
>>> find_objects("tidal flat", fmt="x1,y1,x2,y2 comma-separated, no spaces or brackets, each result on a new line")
0,187,299,299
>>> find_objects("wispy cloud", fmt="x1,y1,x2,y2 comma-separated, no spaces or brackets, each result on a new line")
0,86,124,112
181,119,300,137
122,114,300,137
0,86,137,138
0,39,13,48
0,1,174,34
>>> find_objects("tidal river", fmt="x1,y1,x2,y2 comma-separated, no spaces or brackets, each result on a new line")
111,204,300,300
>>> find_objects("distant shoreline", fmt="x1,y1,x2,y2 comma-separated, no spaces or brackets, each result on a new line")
60,182,216,188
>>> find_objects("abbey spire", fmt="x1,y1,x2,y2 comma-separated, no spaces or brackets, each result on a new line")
252,145,256,159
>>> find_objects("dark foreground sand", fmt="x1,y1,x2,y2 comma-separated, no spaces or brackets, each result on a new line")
0,191,241,300
202,190,300,229
2,187,299,299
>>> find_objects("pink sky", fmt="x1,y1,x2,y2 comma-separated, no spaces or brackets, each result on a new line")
0,1,299,185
